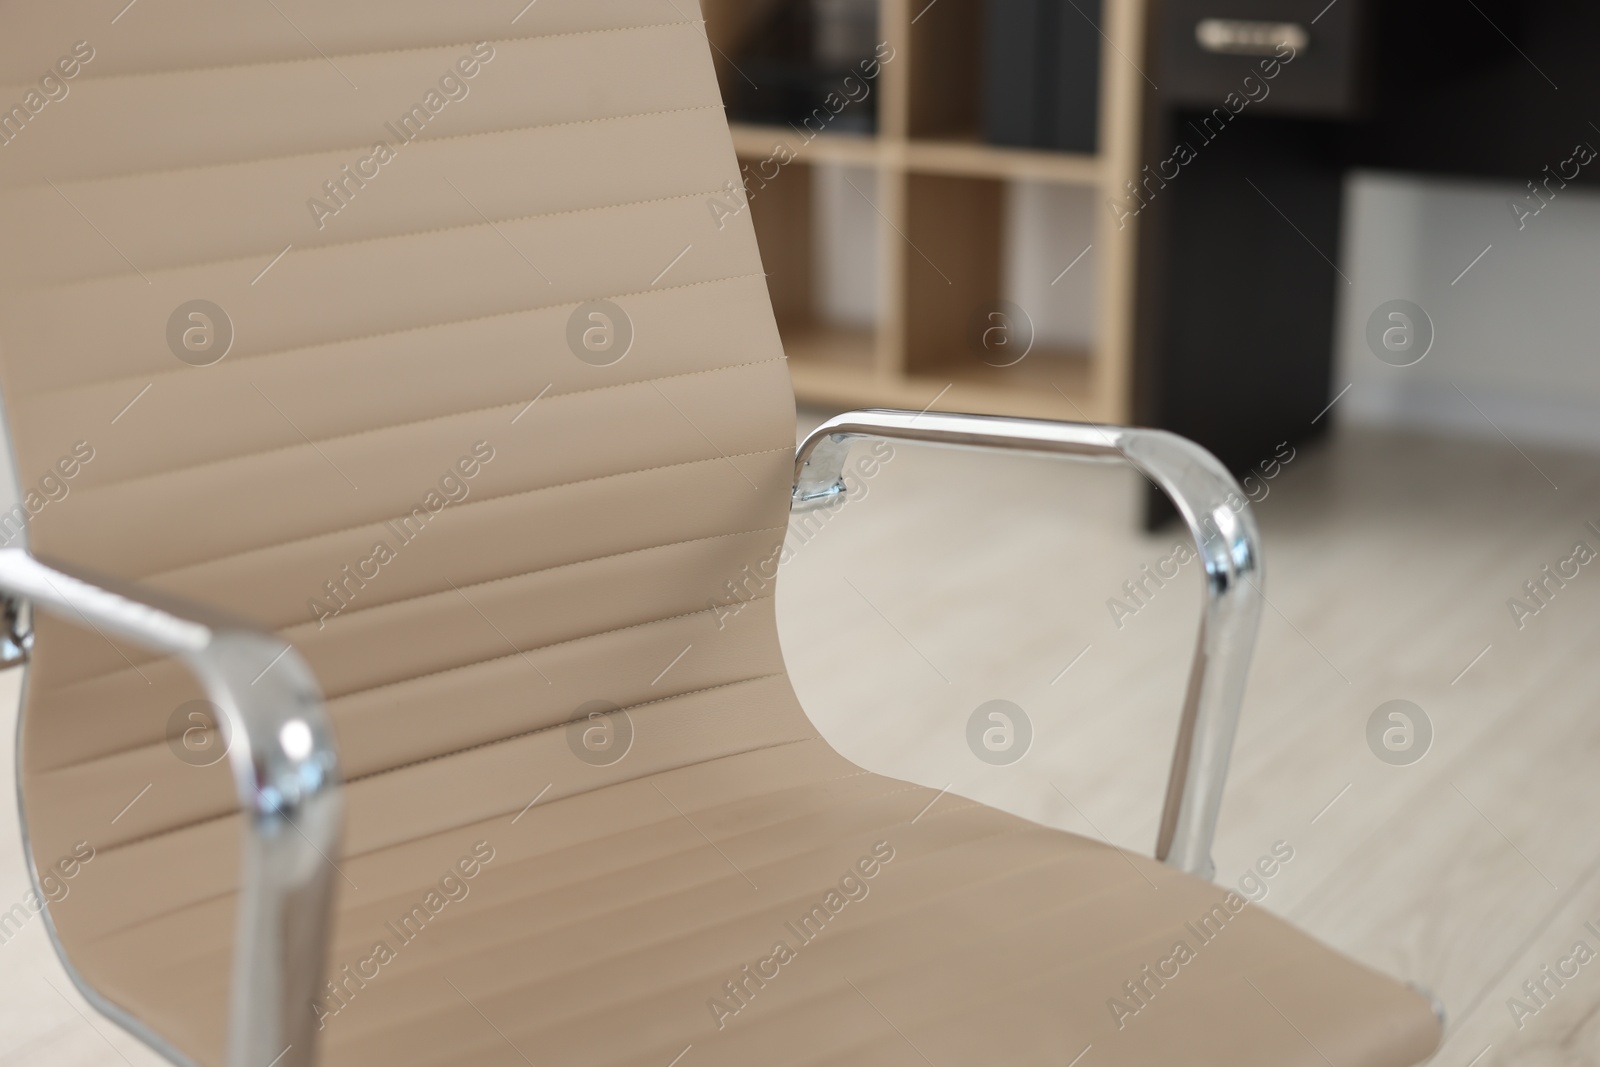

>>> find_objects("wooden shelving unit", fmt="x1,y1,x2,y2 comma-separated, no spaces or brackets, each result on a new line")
703,0,1147,424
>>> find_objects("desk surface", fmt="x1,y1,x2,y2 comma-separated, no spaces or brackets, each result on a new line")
1359,0,1600,182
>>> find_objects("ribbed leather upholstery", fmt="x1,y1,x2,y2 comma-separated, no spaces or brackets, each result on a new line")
0,3,1441,1065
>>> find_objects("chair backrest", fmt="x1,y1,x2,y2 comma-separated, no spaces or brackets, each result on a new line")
0,2,803,1056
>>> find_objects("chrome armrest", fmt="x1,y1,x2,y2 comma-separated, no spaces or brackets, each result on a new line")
793,409,1264,879
0,546,340,1067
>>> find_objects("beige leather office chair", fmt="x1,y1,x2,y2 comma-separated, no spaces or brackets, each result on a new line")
0,3,1441,1065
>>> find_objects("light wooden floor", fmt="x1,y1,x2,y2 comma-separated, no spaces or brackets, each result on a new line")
2,418,1598,1066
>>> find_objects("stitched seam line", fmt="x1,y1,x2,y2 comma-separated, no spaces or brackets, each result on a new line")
905,800,988,825
466,735,823,833
310,526,785,629
46,596,778,760
333,597,777,705
36,270,770,410
86,672,788,857
138,443,792,583
62,20,698,85
347,671,788,785
32,447,790,713
82,733,824,942
47,183,729,293
873,784,932,803
41,597,785,779
17,104,724,194
50,525,788,696
73,353,787,498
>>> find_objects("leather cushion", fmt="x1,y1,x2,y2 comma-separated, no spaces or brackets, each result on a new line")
67,739,1443,1067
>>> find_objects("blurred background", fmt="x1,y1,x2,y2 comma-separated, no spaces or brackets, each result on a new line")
704,0,1600,472
713,1,1600,1064
3,1,1599,1064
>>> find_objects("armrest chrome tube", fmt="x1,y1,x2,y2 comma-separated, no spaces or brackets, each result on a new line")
793,409,1264,879
0,546,340,1067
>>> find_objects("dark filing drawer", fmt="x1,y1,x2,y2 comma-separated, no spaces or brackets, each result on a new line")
1155,0,1368,118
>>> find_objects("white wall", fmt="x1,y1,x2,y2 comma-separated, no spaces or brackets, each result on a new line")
1334,170,1600,450
1003,181,1098,350
813,163,881,330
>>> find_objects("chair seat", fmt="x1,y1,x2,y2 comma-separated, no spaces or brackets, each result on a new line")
70,736,1439,1067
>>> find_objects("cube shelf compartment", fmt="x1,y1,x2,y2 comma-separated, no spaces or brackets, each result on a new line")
703,0,1148,423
